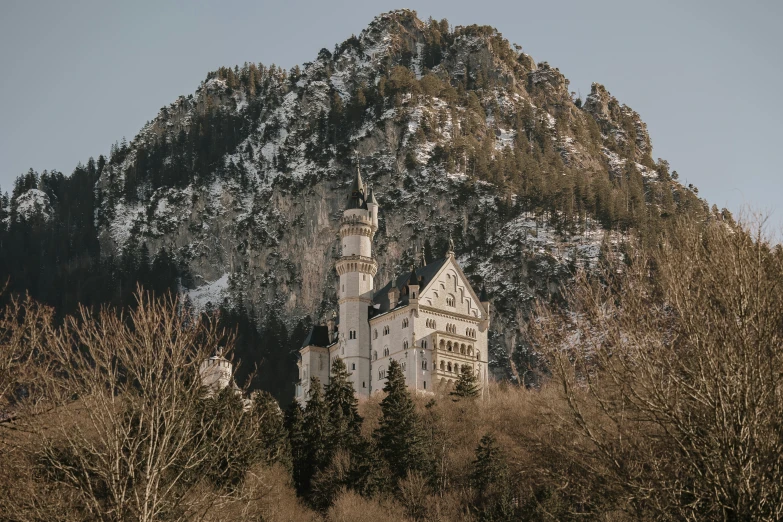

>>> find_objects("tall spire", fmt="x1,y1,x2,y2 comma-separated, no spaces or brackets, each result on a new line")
347,155,366,209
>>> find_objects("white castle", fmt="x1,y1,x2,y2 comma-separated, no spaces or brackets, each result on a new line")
296,167,491,402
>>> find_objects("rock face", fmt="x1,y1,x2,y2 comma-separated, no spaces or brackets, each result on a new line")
92,10,696,381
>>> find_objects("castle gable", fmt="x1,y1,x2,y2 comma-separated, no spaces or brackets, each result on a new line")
418,257,485,319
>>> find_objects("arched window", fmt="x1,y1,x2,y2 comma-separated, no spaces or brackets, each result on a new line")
403,340,409,350
373,350,378,361
440,360,445,370
421,359,428,370
476,350,480,361
373,329,378,339
383,326,389,335
460,344,466,355
447,362,452,372
383,347,389,357
446,295,455,307
468,346,473,356
401,362,406,371
447,342,453,352
422,340,428,349
402,318,409,328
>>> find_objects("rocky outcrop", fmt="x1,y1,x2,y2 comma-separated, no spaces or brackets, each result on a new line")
93,10,683,381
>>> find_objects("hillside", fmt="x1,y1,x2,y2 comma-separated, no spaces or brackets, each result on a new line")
0,10,709,398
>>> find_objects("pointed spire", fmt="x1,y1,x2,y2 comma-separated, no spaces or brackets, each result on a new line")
346,155,366,209
420,243,427,267
366,185,378,205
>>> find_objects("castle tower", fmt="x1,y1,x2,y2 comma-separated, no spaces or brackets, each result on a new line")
335,165,378,397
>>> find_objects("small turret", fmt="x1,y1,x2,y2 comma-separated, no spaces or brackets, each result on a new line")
405,265,420,303
199,353,235,395
366,185,379,228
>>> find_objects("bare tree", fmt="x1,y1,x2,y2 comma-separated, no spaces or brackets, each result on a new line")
529,215,783,520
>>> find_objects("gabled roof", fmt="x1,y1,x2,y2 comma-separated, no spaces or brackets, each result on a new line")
302,324,331,348
372,257,449,315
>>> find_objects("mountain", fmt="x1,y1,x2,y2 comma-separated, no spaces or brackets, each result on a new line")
0,10,710,399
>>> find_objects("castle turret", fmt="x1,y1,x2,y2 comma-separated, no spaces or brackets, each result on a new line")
366,185,379,229
335,164,378,397
199,354,235,395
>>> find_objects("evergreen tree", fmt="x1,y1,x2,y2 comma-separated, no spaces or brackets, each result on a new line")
285,399,307,493
451,365,480,399
324,357,363,450
374,360,431,482
252,390,291,470
302,377,330,495
470,434,515,521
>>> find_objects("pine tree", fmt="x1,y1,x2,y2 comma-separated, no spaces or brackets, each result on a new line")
252,390,291,470
374,360,431,482
285,399,307,494
302,377,330,494
470,434,515,520
324,357,363,451
451,364,480,399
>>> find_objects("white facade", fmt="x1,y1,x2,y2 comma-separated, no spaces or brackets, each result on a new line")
297,168,490,403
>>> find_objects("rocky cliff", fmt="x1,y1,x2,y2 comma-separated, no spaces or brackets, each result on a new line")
87,10,704,381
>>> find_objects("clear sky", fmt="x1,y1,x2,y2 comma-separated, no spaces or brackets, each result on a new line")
1,0,781,234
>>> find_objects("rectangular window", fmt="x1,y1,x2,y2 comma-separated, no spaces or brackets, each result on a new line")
363,381,366,388
352,363,356,370
423,381,427,390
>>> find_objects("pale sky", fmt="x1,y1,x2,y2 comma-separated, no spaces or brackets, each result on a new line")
1,0,781,234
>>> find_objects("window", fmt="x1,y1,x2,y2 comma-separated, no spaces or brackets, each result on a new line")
383,326,389,335
402,318,409,328
423,381,427,390
373,350,378,361
378,369,387,379
421,359,428,370
440,361,445,370
383,347,389,357
446,295,455,307
403,340,409,350
401,362,406,371
351,363,356,370
363,381,366,388
348,330,357,340
373,329,378,339
422,340,428,349
447,362,452,372
476,350,480,361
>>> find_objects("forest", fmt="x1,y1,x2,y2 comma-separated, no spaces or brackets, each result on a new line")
2,214,781,521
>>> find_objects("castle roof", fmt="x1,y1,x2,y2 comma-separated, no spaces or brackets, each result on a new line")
372,257,449,315
366,186,378,205
346,166,367,210
302,324,331,348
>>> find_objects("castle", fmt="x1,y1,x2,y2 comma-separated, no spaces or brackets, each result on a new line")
296,167,491,402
